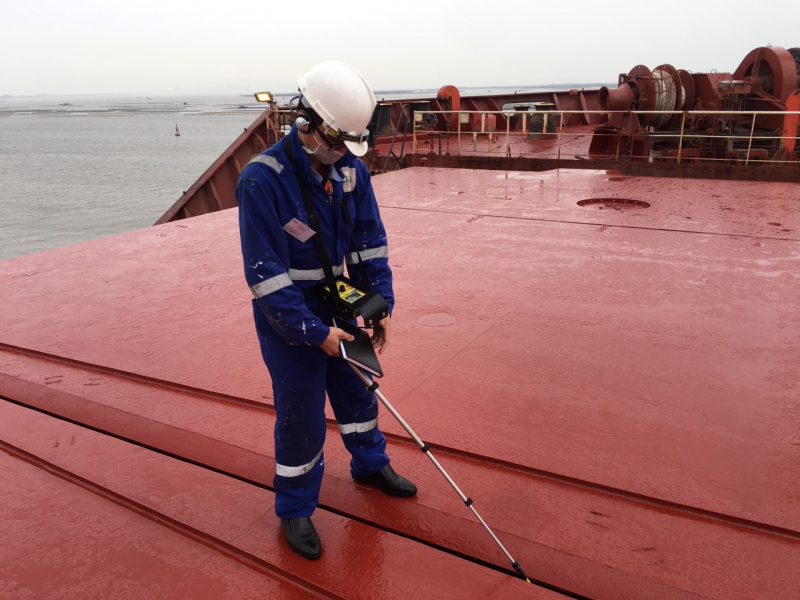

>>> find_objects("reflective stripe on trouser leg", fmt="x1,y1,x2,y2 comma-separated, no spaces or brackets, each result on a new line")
256,312,329,519
326,354,389,478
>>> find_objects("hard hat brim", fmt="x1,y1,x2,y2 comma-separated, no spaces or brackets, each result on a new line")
345,140,369,157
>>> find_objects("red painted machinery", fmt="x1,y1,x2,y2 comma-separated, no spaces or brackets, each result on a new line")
589,46,800,164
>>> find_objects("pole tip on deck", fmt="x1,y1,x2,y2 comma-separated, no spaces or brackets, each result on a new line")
512,561,532,583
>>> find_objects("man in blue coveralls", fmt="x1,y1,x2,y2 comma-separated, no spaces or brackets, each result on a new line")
236,61,417,560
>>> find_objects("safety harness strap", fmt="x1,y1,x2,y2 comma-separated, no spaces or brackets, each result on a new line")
284,139,344,314
340,197,372,291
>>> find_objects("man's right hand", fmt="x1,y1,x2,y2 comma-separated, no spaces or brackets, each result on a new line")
320,327,355,357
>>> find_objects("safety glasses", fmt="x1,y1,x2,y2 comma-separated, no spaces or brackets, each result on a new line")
321,126,370,144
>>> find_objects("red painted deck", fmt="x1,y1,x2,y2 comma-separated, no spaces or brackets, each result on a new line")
1,167,799,599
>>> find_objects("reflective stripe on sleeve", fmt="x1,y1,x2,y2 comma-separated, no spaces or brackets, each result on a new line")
250,272,292,298
346,246,388,264
288,263,344,281
275,447,323,478
248,155,284,173
337,417,378,435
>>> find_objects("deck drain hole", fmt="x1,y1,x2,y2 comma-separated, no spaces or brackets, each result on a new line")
578,198,650,210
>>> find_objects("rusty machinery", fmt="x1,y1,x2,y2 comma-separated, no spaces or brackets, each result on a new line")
589,46,800,165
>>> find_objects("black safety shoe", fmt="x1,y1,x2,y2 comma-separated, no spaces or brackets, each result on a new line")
281,517,322,560
355,464,417,497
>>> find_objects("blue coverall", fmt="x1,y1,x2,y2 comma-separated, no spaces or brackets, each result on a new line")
236,126,394,519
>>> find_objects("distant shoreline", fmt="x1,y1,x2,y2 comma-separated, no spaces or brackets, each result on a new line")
1,83,615,99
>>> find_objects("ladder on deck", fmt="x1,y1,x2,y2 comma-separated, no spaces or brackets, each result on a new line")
381,104,412,173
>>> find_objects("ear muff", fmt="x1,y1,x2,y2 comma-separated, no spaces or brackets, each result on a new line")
295,113,311,133
294,95,324,134
289,95,313,134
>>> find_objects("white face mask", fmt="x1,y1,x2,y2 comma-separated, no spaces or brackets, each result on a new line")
302,130,346,164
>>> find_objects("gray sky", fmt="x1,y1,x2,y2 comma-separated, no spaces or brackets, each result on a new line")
3,0,800,95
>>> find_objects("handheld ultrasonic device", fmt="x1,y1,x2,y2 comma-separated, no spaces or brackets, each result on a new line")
311,276,388,328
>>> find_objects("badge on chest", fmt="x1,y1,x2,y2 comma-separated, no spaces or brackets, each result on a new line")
341,167,356,193
282,218,316,242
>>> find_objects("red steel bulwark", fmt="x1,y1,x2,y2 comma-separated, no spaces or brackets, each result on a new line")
1,167,799,599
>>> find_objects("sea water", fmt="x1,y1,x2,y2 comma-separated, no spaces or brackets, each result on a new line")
0,94,280,260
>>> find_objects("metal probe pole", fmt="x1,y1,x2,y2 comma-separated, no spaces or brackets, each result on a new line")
347,363,532,583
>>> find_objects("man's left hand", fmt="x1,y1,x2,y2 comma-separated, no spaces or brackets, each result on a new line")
371,315,391,355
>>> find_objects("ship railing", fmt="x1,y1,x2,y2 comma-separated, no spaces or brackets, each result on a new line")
408,110,800,167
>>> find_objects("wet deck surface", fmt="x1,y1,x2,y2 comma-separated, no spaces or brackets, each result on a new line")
1,167,799,599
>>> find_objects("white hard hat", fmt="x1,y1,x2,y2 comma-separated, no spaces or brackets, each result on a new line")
298,60,376,157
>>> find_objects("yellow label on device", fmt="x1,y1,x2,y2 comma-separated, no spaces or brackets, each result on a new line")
323,280,366,304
